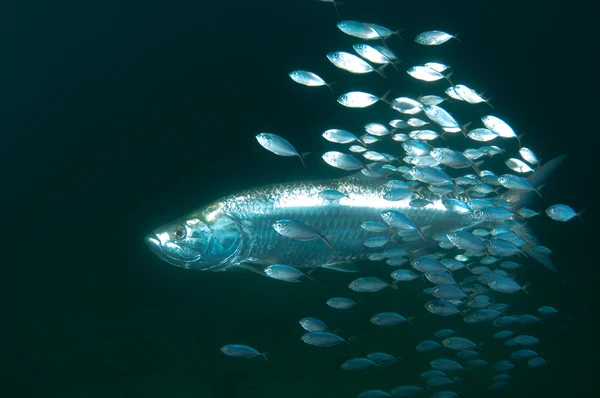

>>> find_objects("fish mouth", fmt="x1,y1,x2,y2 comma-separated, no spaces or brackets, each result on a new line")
144,233,177,265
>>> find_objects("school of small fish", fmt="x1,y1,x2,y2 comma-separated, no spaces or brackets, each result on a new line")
146,2,581,397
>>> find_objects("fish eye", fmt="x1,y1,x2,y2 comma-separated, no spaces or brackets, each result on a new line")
172,224,187,240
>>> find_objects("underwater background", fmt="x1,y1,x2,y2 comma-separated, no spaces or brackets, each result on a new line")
3,0,595,397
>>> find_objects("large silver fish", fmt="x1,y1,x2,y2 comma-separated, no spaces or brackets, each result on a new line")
145,156,565,272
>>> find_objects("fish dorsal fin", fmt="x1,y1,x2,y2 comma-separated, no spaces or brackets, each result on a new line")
502,154,567,211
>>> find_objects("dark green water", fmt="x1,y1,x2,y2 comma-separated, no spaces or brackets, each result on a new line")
2,0,595,397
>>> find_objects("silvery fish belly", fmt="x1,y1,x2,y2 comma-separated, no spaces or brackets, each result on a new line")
145,174,471,271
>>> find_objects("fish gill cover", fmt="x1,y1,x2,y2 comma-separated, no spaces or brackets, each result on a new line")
142,1,582,397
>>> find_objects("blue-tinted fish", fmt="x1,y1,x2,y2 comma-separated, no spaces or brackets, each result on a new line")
301,331,350,347
256,133,305,167
327,297,358,309
220,344,268,361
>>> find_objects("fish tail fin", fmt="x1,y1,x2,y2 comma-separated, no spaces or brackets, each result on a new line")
453,32,463,43
298,153,307,168
320,234,334,249
380,89,392,105
407,316,417,326
522,281,532,295
393,28,404,40
375,65,388,79
577,208,586,223
332,0,342,17
503,154,567,212
261,352,269,362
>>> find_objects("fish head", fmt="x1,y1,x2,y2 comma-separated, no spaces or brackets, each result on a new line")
145,212,243,270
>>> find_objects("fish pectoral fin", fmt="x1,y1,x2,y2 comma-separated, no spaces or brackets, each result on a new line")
321,262,360,273
238,257,273,277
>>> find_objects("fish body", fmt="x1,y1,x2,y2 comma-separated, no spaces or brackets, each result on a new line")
144,174,486,270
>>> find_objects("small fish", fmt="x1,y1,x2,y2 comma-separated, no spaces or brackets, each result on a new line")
361,221,389,232
369,253,386,261
497,174,538,194
301,331,350,347
447,231,486,252
338,91,383,108
452,84,489,105
327,51,383,76
493,360,515,372
364,236,389,248
392,97,424,114
545,204,582,221
365,122,391,136
322,129,362,144
256,133,305,166
322,151,366,171
220,344,268,361
359,391,392,398
430,148,475,170
264,264,313,282
353,43,396,66
299,317,330,332
538,305,558,315
318,189,347,201
424,62,450,72
435,329,455,339
389,386,425,397
426,377,455,389
515,335,540,346
442,337,479,351
415,30,460,46
493,315,518,327
457,350,480,359
407,117,429,127
384,188,415,201
517,208,539,218
464,309,501,324
425,300,463,317
494,330,515,339
467,127,497,142
506,158,534,173
409,129,439,141
288,70,333,91
410,198,432,208
371,312,413,327
517,314,542,324
363,150,387,161
519,147,539,165
481,115,518,142
381,210,424,239
349,277,394,292
418,94,445,105
492,374,512,382
431,285,468,300
349,145,367,153
528,356,548,368
420,369,447,379
337,20,381,39
367,352,401,365
430,358,466,372
407,65,451,83
272,219,333,248
488,381,509,392
326,297,358,310
423,105,461,132
341,357,380,371
431,392,459,398
466,359,489,370
390,269,419,282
